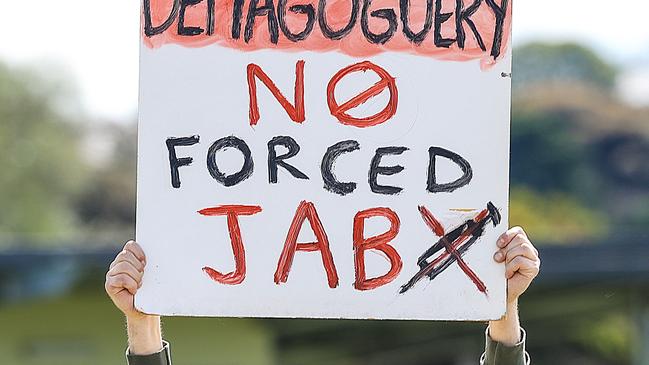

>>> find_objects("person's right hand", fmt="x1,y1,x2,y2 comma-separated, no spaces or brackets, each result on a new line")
106,240,163,355
105,240,147,319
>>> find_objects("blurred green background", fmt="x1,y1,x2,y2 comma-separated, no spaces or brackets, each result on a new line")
1,2,649,365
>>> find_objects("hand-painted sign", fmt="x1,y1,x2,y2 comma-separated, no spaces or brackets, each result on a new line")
136,0,512,320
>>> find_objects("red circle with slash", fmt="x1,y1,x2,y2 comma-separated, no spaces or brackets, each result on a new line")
326,61,398,128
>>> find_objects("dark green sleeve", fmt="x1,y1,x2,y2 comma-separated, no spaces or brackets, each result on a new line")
126,340,172,365
480,328,530,365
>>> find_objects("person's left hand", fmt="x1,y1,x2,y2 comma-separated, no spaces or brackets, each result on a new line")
494,227,540,303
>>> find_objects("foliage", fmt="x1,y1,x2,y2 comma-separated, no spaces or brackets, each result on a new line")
511,99,649,241
510,45,649,242
75,124,136,238
510,111,589,194
0,63,88,242
510,187,609,244
572,313,632,364
513,42,618,90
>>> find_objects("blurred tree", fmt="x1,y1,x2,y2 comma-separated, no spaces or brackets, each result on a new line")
513,42,618,91
0,63,88,243
75,124,137,239
573,313,632,365
594,134,649,188
510,111,588,194
511,82,649,242
510,43,649,242
510,187,608,244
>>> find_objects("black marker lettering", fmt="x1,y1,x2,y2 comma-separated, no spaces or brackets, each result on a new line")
178,0,205,36
369,147,408,195
232,0,245,38
321,140,360,196
207,0,215,35
434,0,455,48
143,0,180,36
268,136,309,183
318,0,360,40
361,0,397,44
207,136,254,187
455,0,485,51
278,0,316,41
400,0,433,44
427,146,472,193
245,0,280,43
166,135,200,189
485,0,508,58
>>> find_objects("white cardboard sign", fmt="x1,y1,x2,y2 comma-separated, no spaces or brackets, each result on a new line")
136,0,512,320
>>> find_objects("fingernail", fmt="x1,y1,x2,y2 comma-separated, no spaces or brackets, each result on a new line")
494,252,503,261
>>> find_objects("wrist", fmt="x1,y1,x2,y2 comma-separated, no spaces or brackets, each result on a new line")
488,299,521,346
504,298,519,315
126,315,163,355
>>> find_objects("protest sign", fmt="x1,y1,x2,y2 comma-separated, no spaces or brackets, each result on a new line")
136,0,512,320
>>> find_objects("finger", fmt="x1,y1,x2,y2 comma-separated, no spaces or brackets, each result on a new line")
493,250,506,263
494,234,526,263
109,257,117,270
505,256,540,279
504,234,539,258
500,233,528,255
505,242,538,264
124,240,146,262
497,227,526,248
106,273,139,295
108,261,144,285
523,234,539,256
111,250,145,272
